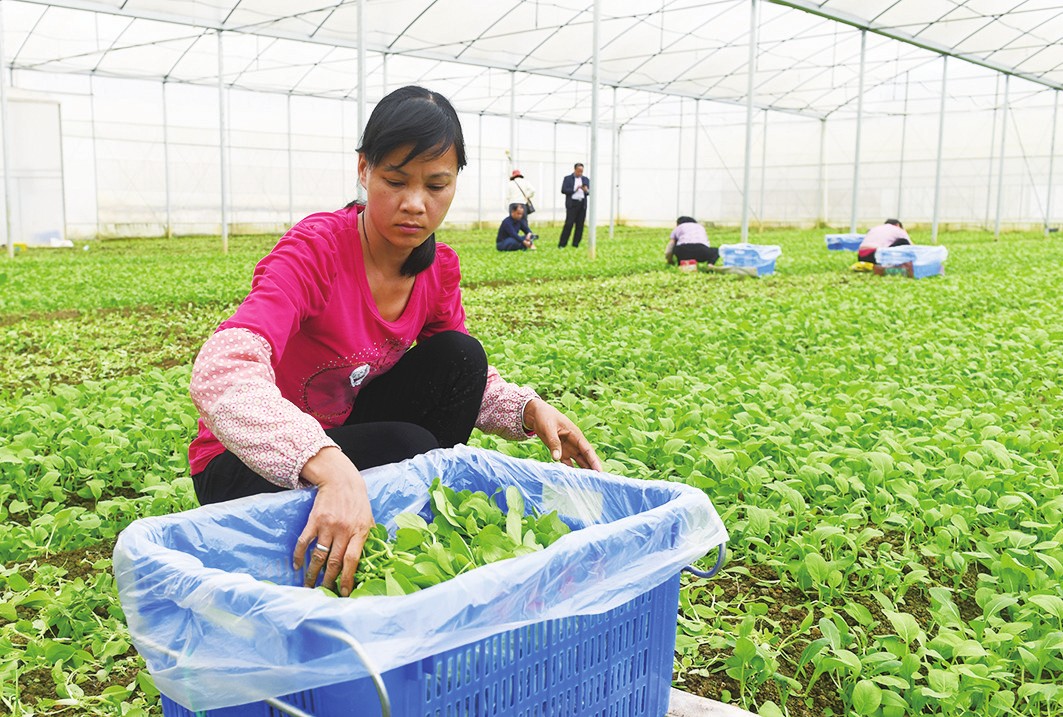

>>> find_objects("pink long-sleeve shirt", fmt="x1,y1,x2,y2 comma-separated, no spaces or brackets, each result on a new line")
859,223,910,252
669,222,711,247
188,205,537,487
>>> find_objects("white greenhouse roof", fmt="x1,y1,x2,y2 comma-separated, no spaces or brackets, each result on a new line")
4,0,1063,126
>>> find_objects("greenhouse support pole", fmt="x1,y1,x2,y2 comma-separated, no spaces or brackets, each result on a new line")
616,125,623,230
692,99,700,220
90,14,102,238
897,71,908,219
356,0,366,203
850,29,866,235
509,71,516,163
477,112,483,227
161,80,172,239
931,56,947,244
740,0,758,243
588,0,600,259
994,75,1010,239
759,109,768,231
217,30,228,253
1045,91,1058,236
0,0,14,258
287,93,294,227
340,101,347,200
675,98,683,219
382,53,388,95
90,73,100,239
984,76,1000,230
552,121,558,225
609,85,617,239
818,118,828,226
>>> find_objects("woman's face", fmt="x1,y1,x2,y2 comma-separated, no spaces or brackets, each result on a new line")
358,144,458,254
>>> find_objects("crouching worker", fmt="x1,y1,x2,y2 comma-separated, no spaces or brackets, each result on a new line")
665,216,719,267
188,86,599,600
858,219,911,264
497,203,538,251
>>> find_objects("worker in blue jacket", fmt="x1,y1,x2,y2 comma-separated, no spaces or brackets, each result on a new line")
496,204,538,251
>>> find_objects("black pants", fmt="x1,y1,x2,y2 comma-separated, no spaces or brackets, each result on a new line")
559,198,587,248
193,331,488,505
674,244,719,265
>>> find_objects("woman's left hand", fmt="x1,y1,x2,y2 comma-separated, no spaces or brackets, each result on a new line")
523,398,602,471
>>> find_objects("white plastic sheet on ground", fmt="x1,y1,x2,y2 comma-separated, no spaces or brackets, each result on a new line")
113,445,728,711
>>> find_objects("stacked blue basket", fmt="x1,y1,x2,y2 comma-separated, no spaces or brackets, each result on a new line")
825,233,864,251
114,447,728,717
159,576,682,717
719,243,782,276
875,244,948,278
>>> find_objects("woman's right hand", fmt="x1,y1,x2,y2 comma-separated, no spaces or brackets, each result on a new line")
293,446,375,597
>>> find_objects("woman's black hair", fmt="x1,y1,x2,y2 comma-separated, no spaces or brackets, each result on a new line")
677,216,697,225
345,86,467,276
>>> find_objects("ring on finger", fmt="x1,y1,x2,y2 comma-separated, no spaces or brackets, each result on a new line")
314,543,331,554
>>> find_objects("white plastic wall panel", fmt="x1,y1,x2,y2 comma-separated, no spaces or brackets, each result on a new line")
4,0,1062,234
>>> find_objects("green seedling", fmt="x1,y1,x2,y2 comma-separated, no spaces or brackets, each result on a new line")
342,478,571,597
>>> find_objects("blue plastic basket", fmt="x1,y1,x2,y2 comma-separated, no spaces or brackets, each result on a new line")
875,244,948,279
825,233,864,251
719,243,782,276
117,448,727,715
159,575,681,717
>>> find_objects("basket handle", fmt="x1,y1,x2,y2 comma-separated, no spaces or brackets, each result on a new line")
265,625,391,717
681,542,726,579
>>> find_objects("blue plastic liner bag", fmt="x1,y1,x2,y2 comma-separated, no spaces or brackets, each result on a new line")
825,233,864,251
875,244,948,278
114,445,728,712
719,243,782,275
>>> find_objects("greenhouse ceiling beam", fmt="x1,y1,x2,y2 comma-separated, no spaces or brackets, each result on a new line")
227,36,282,87
18,0,823,119
450,1,520,61
90,16,135,73
8,61,607,129
11,4,50,66
808,53,940,120
768,0,1063,93
286,45,339,97
606,2,732,90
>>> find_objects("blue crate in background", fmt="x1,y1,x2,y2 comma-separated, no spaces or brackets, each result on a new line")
825,233,864,251
719,243,782,275
875,244,948,278
160,576,681,717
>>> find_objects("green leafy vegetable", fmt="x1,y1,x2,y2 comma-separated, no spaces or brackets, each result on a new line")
342,478,570,598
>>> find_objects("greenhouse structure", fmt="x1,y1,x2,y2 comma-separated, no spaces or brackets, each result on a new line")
0,0,1060,255
3,4,1063,717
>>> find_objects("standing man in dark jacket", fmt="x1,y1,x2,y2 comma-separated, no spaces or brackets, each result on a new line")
559,163,590,248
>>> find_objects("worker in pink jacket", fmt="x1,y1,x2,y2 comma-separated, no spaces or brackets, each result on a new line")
188,86,601,598
858,219,912,263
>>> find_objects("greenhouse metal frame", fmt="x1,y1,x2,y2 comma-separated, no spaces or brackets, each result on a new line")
1,0,1060,258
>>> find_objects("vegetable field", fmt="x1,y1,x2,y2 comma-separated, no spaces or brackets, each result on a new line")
1,227,1060,716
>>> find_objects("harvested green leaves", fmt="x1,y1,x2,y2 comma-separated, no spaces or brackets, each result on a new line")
323,478,571,598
